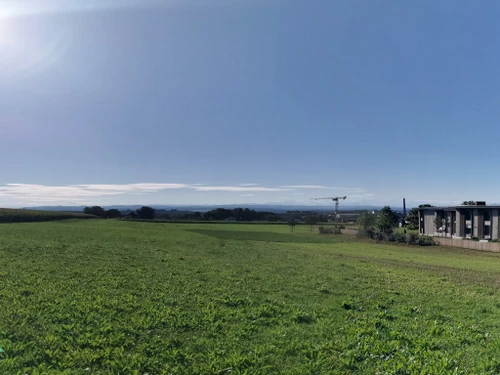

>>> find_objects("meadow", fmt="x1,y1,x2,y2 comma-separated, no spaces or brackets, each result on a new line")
3,220,500,374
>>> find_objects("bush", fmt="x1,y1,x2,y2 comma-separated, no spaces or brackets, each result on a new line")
388,232,407,242
418,235,438,246
357,229,374,238
319,226,342,235
394,233,407,243
387,233,396,242
356,227,438,247
406,233,420,245
373,231,385,241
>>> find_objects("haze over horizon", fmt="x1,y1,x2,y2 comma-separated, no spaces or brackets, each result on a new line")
2,0,500,208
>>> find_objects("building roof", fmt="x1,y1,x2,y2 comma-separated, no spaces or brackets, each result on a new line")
419,205,500,211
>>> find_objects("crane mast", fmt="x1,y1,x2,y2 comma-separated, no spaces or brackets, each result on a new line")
312,196,347,219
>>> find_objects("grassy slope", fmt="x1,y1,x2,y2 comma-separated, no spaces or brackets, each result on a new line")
2,222,500,374
0,208,95,223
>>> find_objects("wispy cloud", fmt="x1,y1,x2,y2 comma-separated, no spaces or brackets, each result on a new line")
279,185,368,193
192,186,291,192
280,185,327,189
75,183,189,192
0,183,292,205
0,182,373,207
0,183,188,204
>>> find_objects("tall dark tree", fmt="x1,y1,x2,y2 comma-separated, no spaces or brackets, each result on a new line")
83,206,105,217
357,212,377,231
136,206,156,219
376,206,399,234
105,209,122,219
305,215,318,232
405,204,432,230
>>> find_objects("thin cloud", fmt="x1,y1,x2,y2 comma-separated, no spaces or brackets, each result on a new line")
0,182,292,205
0,183,189,204
280,185,327,189
193,186,291,192
279,185,368,193
330,187,368,192
238,183,258,187
241,194,255,197
75,183,189,192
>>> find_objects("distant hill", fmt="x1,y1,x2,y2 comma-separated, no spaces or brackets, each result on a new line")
0,208,96,223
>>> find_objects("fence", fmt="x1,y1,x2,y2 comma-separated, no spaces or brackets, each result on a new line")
434,237,500,252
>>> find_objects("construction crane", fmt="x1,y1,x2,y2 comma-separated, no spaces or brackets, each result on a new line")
312,196,347,219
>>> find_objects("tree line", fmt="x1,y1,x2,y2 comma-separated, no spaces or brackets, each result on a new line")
82,206,332,223
83,206,156,219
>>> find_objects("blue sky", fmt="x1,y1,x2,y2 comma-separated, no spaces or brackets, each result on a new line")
1,0,500,208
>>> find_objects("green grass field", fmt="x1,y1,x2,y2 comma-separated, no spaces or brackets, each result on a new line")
3,221,500,374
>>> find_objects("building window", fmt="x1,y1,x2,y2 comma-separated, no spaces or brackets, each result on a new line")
484,210,491,222
465,210,472,221
484,225,491,237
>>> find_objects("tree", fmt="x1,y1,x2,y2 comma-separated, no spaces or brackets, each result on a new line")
443,216,450,237
105,209,122,219
83,206,105,217
288,216,297,232
405,204,432,230
434,211,446,236
462,201,475,205
305,215,318,232
136,206,156,219
376,206,399,234
357,212,377,231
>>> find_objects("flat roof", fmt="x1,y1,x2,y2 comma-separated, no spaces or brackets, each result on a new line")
419,205,500,211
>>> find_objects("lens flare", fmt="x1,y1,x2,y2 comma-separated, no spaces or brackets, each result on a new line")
0,21,68,83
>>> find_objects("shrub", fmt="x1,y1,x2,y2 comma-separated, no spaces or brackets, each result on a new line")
406,233,420,245
318,226,342,235
418,236,438,246
394,233,407,243
373,231,385,241
356,228,437,247
357,229,374,238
